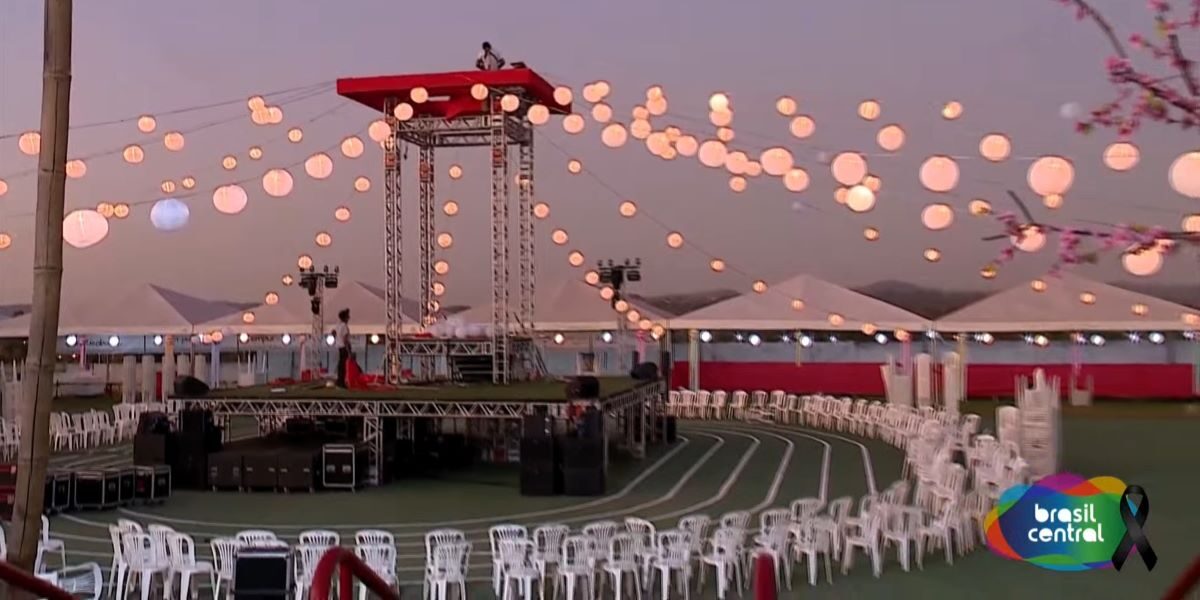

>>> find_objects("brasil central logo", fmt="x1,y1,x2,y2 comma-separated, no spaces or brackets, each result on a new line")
985,473,1157,572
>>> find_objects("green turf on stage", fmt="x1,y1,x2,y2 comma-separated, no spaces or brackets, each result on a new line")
199,376,641,401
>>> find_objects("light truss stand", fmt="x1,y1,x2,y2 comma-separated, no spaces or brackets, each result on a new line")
383,97,404,384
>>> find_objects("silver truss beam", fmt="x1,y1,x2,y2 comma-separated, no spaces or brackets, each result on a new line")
490,95,511,384
397,338,493,356
517,136,534,336
383,98,403,385
418,144,435,328
308,282,325,376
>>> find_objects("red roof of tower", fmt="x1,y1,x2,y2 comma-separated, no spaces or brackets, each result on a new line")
336,68,569,120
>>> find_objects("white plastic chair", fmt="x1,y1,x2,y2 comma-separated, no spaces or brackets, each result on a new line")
122,532,167,600
532,524,570,598
489,524,529,597
37,515,67,574
554,536,594,600
354,529,394,547
355,543,397,600
166,533,214,600
209,538,241,600
841,508,883,577
299,529,341,548
424,540,470,600
53,562,103,600
603,534,643,600
294,544,328,600
648,531,692,600
499,539,540,600
235,530,280,547
698,528,743,600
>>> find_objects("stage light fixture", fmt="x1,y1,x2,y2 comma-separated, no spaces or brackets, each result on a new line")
370,334,381,344
875,333,888,344
325,334,335,346
748,334,762,346
153,335,163,346
65,335,77,347
828,335,839,343
1149,332,1165,344
281,334,292,345
1090,334,1105,346
239,333,250,343
601,331,613,343
799,335,813,348
700,330,713,343
553,333,565,344
108,336,119,347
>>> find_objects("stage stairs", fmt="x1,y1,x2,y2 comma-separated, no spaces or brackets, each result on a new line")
449,342,548,382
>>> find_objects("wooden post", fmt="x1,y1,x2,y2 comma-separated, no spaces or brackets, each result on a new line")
10,0,73,580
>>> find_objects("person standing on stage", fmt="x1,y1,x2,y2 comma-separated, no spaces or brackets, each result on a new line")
333,309,351,388
476,41,505,71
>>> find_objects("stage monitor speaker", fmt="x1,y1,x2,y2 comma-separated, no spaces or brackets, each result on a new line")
233,546,291,599
137,412,171,435
563,466,605,496
173,432,209,490
179,409,214,435
174,376,210,398
134,432,175,466
630,362,659,380
523,414,553,439
566,376,600,400
562,438,603,469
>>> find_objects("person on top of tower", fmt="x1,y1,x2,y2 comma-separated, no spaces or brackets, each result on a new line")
476,41,505,71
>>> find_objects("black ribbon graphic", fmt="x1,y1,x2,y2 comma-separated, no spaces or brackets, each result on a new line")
1112,485,1157,571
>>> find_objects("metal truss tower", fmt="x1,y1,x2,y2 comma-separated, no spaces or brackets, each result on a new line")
382,98,404,384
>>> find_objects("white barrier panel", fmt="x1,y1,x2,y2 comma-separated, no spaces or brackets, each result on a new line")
941,351,962,415
176,354,191,379
161,353,176,401
914,353,932,408
121,356,137,403
880,355,913,407
139,355,155,403
194,354,209,385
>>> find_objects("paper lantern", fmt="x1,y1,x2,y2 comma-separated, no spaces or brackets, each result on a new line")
368,120,391,143
552,86,572,105
17,131,40,155
724,151,749,175
297,254,313,269
563,114,585,134
443,200,460,216
567,159,583,174
251,107,271,125
65,159,86,179
751,280,767,294
717,127,735,142
161,180,177,194
137,115,157,133
447,164,464,180
500,94,520,113
969,199,992,216
471,83,490,101
626,310,641,324
601,123,628,147
1132,303,1149,316
340,136,365,159
744,161,761,177
1031,279,1048,292
1103,142,1139,171
729,176,747,192
834,187,849,205
582,84,601,104
163,132,185,151
392,102,414,121
980,264,998,279
1169,151,1200,198
1027,155,1074,195
845,185,876,213
282,274,295,287
783,168,810,192
222,155,238,170
941,101,963,120
710,259,726,272
776,96,797,116
618,201,637,217
121,144,144,165
863,227,880,241
527,104,550,126
789,116,815,139
354,176,371,193
876,124,905,152
288,128,304,143
831,152,867,186
551,229,569,245
646,132,670,156
919,155,959,192
242,311,256,324
0,180,6,196
315,232,332,247
248,146,263,160
567,251,585,267
213,184,249,215
267,106,283,124
62,209,108,249
1123,246,1163,276
304,153,334,179
921,203,954,230
666,232,684,248
247,96,266,112
630,119,652,140
113,203,130,219
433,260,450,275
759,147,794,177
1010,225,1046,252
263,169,294,197
96,202,115,218
434,232,454,249
528,202,549,220
432,281,446,296
150,198,189,231
698,140,728,168
708,93,731,113
862,175,881,192
675,135,698,157
591,103,613,123
0,233,10,250
614,299,630,313
1182,214,1200,232
923,248,942,262
646,96,668,116
181,176,196,190
828,313,845,327
409,87,429,104
1079,292,1096,305
979,133,1011,162
334,206,351,222
857,100,881,120
709,110,733,127
1042,194,1063,209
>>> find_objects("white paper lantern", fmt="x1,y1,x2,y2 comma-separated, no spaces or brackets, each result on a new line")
789,116,815,139
1122,246,1163,276
393,102,414,121
163,132,185,152
675,135,698,157
831,152,867,186
500,94,520,112
471,83,489,100
876,124,905,152
368,120,391,143
150,198,190,231
1103,142,1139,171
62,209,109,249
1027,155,1075,196
776,96,797,116
527,104,550,125
979,133,1011,162
919,155,959,192
304,153,334,179
213,184,249,215
921,203,954,230
1010,225,1046,252
857,100,881,120
341,136,365,159
65,159,86,179
17,131,41,156
709,110,733,127
759,147,794,177
845,185,876,213
783,168,810,192
1169,151,1200,198
591,103,613,123
729,176,747,192
263,168,294,197
1183,214,1200,232
553,86,572,105
698,140,728,168
601,123,628,147
562,114,585,134
723,151,749,175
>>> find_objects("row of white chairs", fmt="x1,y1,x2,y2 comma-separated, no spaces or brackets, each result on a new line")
0,515,102,599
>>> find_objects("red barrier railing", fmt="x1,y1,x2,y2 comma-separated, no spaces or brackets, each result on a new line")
1163,555,1200,600
0,561,73,600
309,547,400,600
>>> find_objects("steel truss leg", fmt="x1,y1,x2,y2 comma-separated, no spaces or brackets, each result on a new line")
490,97,511,384
309,283,324,378
363,416,382,485
383,99,404,385
517,138,534,335
418,143,436,380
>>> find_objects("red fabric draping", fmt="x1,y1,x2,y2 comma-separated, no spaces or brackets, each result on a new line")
671,361,1195,399
753,552,777,600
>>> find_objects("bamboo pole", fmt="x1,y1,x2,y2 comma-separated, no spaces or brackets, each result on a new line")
9,0,73,581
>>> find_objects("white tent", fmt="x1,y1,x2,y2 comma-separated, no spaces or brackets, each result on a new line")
0,284,242,337
671,273,930,331
196,294,312,335
453,279,668,332
935,273,1198,332
323,281,419,334
0,295,94,338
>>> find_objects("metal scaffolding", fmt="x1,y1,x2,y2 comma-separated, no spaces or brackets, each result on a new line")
382,98,404,384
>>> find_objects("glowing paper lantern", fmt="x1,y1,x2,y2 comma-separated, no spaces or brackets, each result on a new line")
1079,292,1096,305
432,282,446,296
698,140,728,168
436,232,454,249
941,101,963,119
863,227,880,241
96,202,114,218
618,201,637,217
876,124,905,152
783,168,810,192
1123,246,1163,276
857,100,881,120
601,123,628,147
267,106,283,124
135,115,157,134
1132,303,1148,316
181,176,196,190
17,131,41,155
263,169,295,197
979,133,1011,162
527,104,550,125
334,136,363,161
675,135,698,157
789,116,815,139
752,280,768,294
591,103,613,123
646,132,670,156
1027,155,1074,196
1010,225,1046,252
744,161,761,177
828,313,845,326
63,209,108,249
501,94,520,112
1042,194,1063,209
0,233,11,250
834,187,849,205
471,84,489,101
288,128,304,143
533,202,550,219
118,144,143,165
368,120,391,143
113,203,130,219
645,96,668,116
729,176,747,192
298,254,313,269
553,86,572,105
969,199,992,216
709,110,733,127
213,184,249,215
393,103,414,121
563,114,585,134
646,85,664,100
919,155,959,192
304,153,334,179
921,203,954,230
443,200,460,216
666,232,684,248
315,232,332,247
980,264,998,279
242,312,256,324
222,155,238,170
630,119,652,140
64,159,86,179
163,132,185,151
1183,214,1200,232
710,259,726,272
863,175,881,192
831,152,867,186
161,180,177,194
410,87,429,103
776,96,797,116
248,146,263,160
567,251,585,267
717,127,735,142
1103,142,1139,171
150,198,189,232
1168,151,1200,198
708,93,731,113
551,229,569,245
845,185,876,213
265,291,280,305
923,248,942,262
354,176,371,193
759,147,794,177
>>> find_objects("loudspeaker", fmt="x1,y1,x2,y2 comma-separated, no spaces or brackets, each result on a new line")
234,546,291,599
563,467,605,496
520,436,561,496
630,362,659,380
523,414,553,438
137,412,171,435
576,407,603,440
562,438,603,469
134,432,175,466
179,409,213,435
173,432,209,490
174,376,210,398
566,376,600,399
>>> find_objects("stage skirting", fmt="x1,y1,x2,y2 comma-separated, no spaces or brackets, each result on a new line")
670,362,1196,399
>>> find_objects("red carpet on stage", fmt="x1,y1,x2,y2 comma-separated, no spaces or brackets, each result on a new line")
672,361,1196,399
